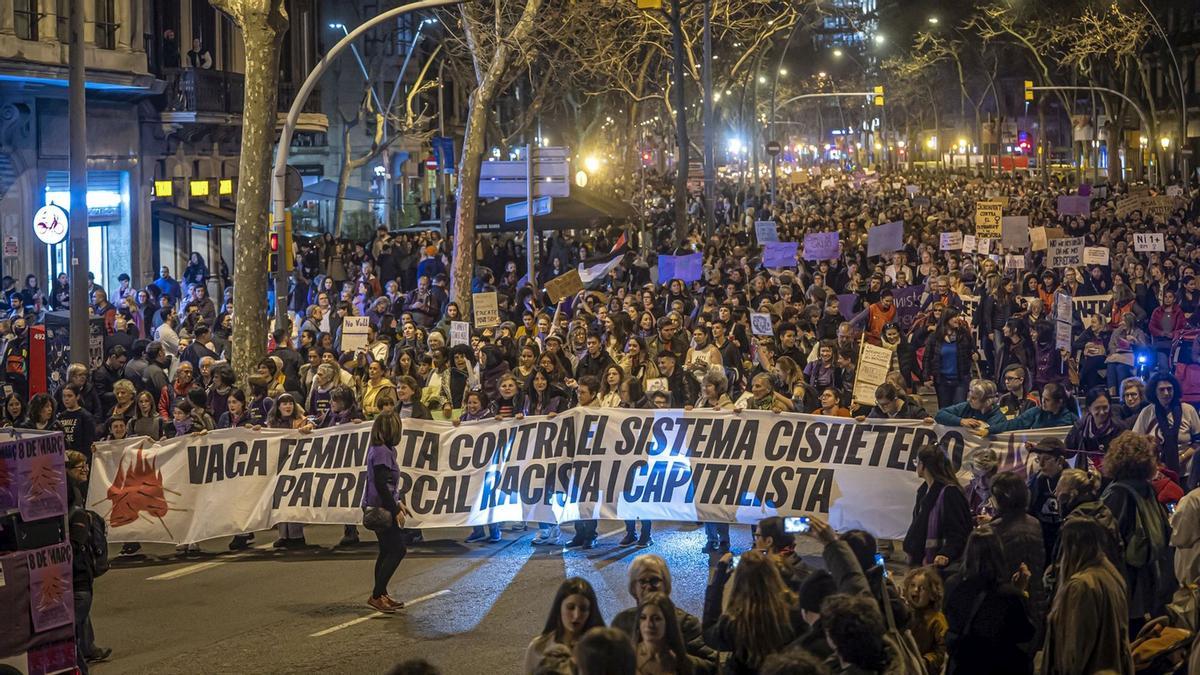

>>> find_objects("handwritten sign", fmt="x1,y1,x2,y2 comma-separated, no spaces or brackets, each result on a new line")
1048,236,1084,267
754,220,779,243
473,291,500,327
1133,232,1165,252
802,232,840,261
341,316,371,351
867,221,904,257
852,342,894,407
658,253,704,285
1056,195,1091,216
545,269,584,304
962,234,977,254
764,242,800,268
750,313,774,336
1083,247,1110,266
975,201,1004,238
450,321,471,347
939,232,963,251
1005,254,1025,270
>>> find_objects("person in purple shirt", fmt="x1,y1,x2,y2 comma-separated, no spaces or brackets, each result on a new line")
364,412,411,614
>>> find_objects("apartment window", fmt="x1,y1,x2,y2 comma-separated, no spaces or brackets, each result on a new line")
95,0,117,50
14,0,39,41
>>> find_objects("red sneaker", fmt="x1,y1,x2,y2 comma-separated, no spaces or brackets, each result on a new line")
367,596,396,614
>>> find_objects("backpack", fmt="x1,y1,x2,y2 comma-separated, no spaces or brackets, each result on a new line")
84,509,110,578
1103,481,1167,568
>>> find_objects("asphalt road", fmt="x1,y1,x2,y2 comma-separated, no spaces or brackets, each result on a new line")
88,522,828,675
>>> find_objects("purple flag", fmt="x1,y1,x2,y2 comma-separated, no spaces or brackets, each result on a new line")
803,232,840,261
1078,184,1092,197
763,242,799,268
892,284,925,333
1057,195,1091,216
838,293,859,320
867,220,904,257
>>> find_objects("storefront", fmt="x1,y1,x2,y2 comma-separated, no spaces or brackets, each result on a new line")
42,170,132,295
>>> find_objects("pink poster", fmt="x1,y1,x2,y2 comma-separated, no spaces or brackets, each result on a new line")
27,542,74,633
15,434,68,521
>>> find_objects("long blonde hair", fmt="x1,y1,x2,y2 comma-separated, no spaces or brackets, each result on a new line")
724,550,796,667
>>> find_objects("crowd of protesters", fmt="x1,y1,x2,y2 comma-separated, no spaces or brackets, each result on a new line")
14,162,1200,673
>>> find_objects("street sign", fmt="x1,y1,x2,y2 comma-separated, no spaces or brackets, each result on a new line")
766,140,782,156
33,204,68,245
432,136,456,174
479,146,571,199
424,156,438,170
505,196,553,223
3,236,17,257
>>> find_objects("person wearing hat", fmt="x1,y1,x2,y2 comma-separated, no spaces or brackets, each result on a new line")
1027,438,1068,560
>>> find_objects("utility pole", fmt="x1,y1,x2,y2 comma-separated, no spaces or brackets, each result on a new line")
701,0,715,238
68,0,89,365
669,0,688,242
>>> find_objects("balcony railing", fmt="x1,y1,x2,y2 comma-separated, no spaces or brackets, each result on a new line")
163,68,245,115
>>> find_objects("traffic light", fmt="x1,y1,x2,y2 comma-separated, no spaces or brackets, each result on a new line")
641,150,653,167
269,231,279,273
1024,80,1034,102
873,85,884,106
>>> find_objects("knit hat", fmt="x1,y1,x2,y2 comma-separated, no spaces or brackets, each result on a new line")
798,569,836,613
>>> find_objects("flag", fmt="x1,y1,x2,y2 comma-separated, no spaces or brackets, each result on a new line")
610,232,627,254
578,244,628,288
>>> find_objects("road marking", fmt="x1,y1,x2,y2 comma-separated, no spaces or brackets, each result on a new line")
146,542,270,580
597,528,624,539
147,561,225,580
309,589,451,638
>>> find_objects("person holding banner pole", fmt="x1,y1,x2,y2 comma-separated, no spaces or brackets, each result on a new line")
363,412,412,614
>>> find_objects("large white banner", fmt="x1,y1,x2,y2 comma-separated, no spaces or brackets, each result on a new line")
87,410,1066,544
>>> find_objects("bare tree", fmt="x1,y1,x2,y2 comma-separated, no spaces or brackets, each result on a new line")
209,0,287,384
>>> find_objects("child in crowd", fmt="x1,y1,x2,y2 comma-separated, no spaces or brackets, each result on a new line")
903,566,947,674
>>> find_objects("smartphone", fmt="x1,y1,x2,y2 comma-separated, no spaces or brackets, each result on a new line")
875,553,887,577
729,555,741,569
1168,502,1178,515
783,516,811,534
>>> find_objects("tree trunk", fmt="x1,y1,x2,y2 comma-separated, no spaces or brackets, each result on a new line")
333,123,353,238
211,0,287,386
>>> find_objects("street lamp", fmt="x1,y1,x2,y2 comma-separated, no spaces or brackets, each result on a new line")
873,34,885,46
928,16,939,24
1160,136,1171,150
758,75,767,84
832,49,843,58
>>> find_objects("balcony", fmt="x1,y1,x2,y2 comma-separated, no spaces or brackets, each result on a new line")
158,69,328,134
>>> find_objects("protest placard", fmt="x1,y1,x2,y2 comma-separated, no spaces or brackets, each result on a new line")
975,201,1004,238
1083,247,1109,266
867,221,904,257
341,316,371,351
450,321,471,347
764,242,800,268
545,269,584,304
962,234,977,254
852,342,894,407
1055,320,1072,351
755,220,779,243
1133,232,1165,252
1167,185,1184,198
905,185,919,196
939,232,963,251
1005,254,1025,270
802,232,839,261
472,292,500,327
657,253,704,284
1056,195,1091,216
750,313,774,336
1048,237,1084,267
1000,216,1029,249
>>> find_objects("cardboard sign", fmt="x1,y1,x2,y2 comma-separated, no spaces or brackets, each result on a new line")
750,313,774,336
755,220,779,243
852,342,894,407
1005,254,1026,270
545,269,584,304
1029,226,1065,252
912,197,931,209
962,234,977,254
1167,185,1184,198
997,215,1025,247
1048,237,1084,267
820,178,835,189
974,201,1004,238
450,321,471,347
1133,232,1165,252
1055,320,1072,351
341,316,371,351
1083,247,1110,266
802,232,839,261
472,291,500,327
790,172,809,185
939,232,963,251
1056,195,1091,216
905,185,920,196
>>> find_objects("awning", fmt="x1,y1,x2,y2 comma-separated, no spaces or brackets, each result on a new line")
300,179,382,202
153,203,233,227
474,186,636,232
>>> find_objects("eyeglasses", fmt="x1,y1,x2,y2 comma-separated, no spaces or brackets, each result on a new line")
636,576,664,588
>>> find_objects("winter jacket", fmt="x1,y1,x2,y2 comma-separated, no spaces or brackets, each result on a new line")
943,576,1035,675
1040,562,1133,675
987,406,1078,434
934,401,1006,428
903,482,972,567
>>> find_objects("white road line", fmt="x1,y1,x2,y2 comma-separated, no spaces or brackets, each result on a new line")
308,589,452,638
147,561,225,581
597,528,625,539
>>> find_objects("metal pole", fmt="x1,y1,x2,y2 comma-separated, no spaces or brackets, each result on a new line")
68,0,89,365
382,20,430,221
271,0,464,328
525,143,535,286
437,59,447,237
701,0,715,237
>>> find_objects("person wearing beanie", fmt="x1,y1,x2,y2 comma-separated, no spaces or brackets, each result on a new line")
787,570,836,661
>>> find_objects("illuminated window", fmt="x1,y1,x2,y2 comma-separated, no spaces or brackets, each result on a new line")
154,180,173,198
218,179,233,195
190,180,210,197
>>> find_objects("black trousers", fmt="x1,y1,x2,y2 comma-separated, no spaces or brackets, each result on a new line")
372,523,407,598
573,520,598,540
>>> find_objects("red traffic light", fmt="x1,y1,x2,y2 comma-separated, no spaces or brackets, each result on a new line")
270,233,279,252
